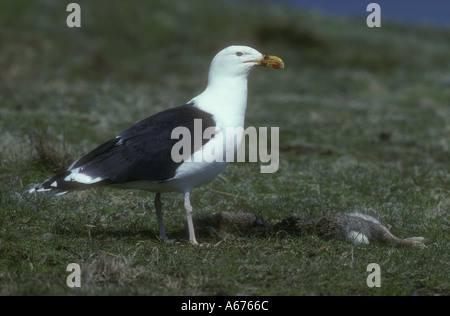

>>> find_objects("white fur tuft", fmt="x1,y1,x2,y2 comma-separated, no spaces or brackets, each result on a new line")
347,231,370,244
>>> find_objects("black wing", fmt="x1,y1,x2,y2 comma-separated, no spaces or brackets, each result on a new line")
31,103,216,194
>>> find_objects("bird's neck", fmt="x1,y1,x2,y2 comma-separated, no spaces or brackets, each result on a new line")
193,75,248,129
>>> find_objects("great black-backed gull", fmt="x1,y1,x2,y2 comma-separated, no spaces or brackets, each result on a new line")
28,45,284,245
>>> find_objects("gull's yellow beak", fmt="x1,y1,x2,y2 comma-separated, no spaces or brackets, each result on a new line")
246,54,285,69
260,55,284,69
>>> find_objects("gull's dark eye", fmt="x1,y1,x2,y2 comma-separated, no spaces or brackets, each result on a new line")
236,52,243,57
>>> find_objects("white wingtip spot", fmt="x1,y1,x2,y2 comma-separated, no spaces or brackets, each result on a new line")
64,168,104,184
28,186,51,194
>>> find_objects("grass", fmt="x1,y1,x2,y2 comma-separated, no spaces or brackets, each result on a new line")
0,0,449,295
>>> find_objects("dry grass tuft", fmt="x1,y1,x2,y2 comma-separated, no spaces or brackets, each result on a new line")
27,131,72,174
83,253,145,287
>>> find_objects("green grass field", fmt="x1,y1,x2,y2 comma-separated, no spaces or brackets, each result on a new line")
0,0,449,295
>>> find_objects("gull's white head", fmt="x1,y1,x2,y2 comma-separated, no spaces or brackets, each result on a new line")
208,45,284,84
193,45,284,125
